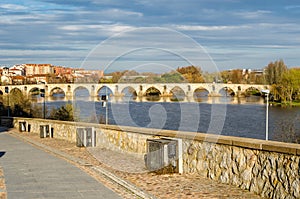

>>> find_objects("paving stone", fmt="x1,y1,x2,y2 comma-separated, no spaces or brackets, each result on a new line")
0,133,121,199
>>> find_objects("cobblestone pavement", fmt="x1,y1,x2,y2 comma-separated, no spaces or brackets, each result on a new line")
88,148,263,199
8,130,263,199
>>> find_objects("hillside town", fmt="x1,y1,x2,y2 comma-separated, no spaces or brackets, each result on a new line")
0,64,104,85
0,62,267,86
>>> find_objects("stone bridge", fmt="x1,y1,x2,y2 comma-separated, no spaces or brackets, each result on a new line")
0,83,269,98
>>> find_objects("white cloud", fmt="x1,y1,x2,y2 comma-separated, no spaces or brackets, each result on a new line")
175,25,250,31
0,13,58,25
99,8,143,18
233,10,272,19
59,24,134,33
285,5,300,10
0,4,28,10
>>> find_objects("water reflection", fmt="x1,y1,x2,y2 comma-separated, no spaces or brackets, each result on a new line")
31,94,265,105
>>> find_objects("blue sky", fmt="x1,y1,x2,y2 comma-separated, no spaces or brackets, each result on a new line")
1,0,300,72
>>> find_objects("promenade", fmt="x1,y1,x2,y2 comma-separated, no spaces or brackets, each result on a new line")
0,129,121,199
0,128,263,199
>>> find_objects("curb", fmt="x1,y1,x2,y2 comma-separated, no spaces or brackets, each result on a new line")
9,131,156,199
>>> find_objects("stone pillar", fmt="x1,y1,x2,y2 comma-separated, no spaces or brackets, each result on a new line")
66,85,72,97
138,85,143,97
90,85,96,97
45,85,49,97
186,85,193,99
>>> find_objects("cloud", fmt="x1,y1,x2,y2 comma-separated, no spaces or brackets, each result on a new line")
0,0,299,69
59,24,135,34
0,4,28,10
100,8,143,18
175,25,250,31
285,5,300,10
233,10,272,19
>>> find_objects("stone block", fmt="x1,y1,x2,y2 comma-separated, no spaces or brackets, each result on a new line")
232,139,263,150
297,148,300,156
262,143,297,155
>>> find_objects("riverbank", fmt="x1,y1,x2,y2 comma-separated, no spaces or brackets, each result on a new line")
270,101,300,107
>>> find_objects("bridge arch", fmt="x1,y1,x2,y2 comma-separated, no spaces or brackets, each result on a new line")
145,87,161,96
244,86,261,96
49,87,66,97
74,86,90,97
28,87,40,96
170,86,185,101
194,87,209,97
121,86,137,97
218,87,235,97
97,86,113,97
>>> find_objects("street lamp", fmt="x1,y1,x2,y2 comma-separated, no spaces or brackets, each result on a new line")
101,87,109,125
5,86,9,117
262,89,270,141
40,88,46,119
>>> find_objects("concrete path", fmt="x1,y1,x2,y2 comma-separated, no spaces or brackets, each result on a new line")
0,131,121,199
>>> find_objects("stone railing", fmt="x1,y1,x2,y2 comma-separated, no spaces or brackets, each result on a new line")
2,117,299,199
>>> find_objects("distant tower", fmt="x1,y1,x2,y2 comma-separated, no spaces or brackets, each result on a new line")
2,67,9,76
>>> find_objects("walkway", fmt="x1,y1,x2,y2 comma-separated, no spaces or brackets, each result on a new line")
0,128,263,199
0,131,121,199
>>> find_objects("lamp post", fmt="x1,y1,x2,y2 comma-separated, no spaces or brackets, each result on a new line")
105,87,108,125
262,89,270,141
40,88,46,119
101,87,109,125
5,86,9,117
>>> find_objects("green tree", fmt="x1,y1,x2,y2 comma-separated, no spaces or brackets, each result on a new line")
4,88,32,117
278,68,300,105
265,59,287,85
49,104,74,121
161,72,185,83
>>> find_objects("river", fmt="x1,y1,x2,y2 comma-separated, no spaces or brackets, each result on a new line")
36,94,300,143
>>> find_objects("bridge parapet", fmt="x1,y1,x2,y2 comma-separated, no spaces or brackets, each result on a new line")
0,83,270,98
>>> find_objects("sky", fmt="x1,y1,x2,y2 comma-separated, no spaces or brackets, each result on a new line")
1,0,300,73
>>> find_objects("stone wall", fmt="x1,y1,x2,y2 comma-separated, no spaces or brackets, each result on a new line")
183,140,300,199
3,117,300,199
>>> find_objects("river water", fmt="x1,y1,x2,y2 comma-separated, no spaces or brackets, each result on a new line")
37,95,300,143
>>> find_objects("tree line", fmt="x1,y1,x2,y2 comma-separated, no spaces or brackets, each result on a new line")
264,60,300,105
99,61,300,105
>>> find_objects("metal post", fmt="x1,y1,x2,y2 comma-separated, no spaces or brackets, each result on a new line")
7,93,10,117
105,87,108,125
5,86,9,117
43,95,46,119
40,88,46,119
261,89,270,141
265,93,269,141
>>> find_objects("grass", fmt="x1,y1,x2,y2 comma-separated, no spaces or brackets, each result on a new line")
270,101,300,107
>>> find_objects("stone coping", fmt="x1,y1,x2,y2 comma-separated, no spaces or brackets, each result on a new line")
3,117,300,156
102,124,300,155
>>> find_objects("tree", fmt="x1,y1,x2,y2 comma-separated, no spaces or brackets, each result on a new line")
5,88,32,117
277,68,300,105
49,104,74,121
230,69,243,84
161,72,185,83
176,66,205,83
265,59,287,85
